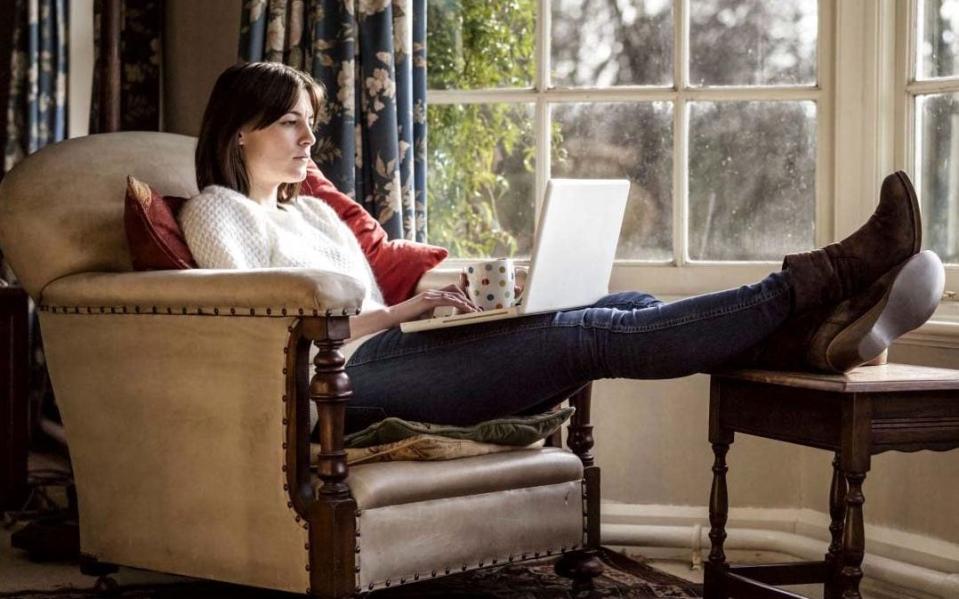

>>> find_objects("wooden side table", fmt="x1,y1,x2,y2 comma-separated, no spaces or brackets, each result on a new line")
704,364,959,599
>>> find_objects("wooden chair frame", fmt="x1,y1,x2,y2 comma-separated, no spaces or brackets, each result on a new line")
288,315,602,598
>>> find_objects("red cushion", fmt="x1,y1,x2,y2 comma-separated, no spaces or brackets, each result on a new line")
302,161,448,305
124,176,197,270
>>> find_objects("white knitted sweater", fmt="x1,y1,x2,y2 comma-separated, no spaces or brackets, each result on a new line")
179,185,384,306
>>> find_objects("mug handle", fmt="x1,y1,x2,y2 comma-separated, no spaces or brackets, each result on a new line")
514,268,528,306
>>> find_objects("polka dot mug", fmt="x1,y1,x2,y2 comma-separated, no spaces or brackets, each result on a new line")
463,258,520,311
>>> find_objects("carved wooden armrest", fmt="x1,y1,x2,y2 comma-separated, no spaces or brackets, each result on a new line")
285,316,353,511
285,315,358,597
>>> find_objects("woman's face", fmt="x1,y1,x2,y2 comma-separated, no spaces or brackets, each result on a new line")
239,89,316,196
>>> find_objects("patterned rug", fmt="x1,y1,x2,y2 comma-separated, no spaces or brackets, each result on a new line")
0,548,702,598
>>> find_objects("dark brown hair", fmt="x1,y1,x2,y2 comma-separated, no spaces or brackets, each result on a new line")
195,62,324,203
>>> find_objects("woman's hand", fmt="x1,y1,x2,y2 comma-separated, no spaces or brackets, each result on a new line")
348,284,480,339
515,267,528,301
392,283,480,322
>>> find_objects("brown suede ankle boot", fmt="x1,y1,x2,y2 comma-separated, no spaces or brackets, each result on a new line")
785,171,922,313
805,250,943,372
738,251,944,373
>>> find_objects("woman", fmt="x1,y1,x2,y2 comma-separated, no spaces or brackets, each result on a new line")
180,62,943,429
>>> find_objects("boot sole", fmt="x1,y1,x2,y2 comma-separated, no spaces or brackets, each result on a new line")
825,251,943,372
895,170,923,254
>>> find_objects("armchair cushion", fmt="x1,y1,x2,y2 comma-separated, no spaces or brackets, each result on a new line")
345,447,583,510
124,176,197,270
344,407,575,448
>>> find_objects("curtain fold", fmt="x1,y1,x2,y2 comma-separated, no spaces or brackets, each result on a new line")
2,0,69,177
0,0,69,445
239,0,428,242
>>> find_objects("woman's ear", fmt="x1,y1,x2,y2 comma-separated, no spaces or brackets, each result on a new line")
237,132,245,146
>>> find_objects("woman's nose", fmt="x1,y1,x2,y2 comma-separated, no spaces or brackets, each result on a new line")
301,126,316,146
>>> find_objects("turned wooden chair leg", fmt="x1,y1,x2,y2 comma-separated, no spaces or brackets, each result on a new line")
554,384,604,586
554,549,604,583
824,454,847,599
79,553,118,577
704,441,731,599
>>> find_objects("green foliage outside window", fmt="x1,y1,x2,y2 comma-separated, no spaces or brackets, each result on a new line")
426,0,536,257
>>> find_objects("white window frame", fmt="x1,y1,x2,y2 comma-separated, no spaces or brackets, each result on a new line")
428,0,836,297
888,0,959,343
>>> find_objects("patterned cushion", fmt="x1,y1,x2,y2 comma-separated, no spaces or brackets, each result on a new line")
327,437,547,466
344,407,575,448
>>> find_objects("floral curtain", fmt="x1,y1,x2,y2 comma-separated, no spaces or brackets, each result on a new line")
0,0,69,447
239,0,428,242
89,0,163,133
1,0,69,178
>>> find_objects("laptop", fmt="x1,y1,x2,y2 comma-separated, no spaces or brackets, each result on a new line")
400,179,630,333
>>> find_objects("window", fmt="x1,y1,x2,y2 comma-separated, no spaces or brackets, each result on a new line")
906,0,959,265
426,0,831,293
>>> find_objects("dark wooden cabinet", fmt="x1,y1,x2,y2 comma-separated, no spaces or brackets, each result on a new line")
0,285,29,511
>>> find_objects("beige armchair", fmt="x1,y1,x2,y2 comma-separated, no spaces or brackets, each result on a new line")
0,132,602,597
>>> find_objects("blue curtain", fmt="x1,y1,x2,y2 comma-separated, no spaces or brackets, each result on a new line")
0,0,69,441
2,0,69,176
239,0,428,242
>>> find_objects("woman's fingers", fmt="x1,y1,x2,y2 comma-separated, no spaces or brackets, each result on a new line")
423,289,479,313
437,284,480,312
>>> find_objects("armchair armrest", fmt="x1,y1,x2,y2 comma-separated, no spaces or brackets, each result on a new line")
39,268,366,315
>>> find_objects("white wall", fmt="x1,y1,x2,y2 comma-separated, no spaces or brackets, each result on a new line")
67,0,93,138
163,0,242,136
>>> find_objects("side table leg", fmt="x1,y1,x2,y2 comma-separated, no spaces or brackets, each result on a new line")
705,441,730,599
840,471,867,599
825,454,847,599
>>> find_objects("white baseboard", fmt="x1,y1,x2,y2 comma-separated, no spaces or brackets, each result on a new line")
601,502,959,599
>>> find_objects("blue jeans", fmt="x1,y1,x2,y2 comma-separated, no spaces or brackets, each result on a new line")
344,271,792,428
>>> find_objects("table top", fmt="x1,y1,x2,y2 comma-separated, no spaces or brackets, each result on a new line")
713,363,959,393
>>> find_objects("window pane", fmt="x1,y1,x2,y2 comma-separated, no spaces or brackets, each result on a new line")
918,0,959,79
427,104,535,258
427,0,535,90
552,102,673,260
688,101,816,261
918,93,959,262
689,0,817,86
551,0,672,87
